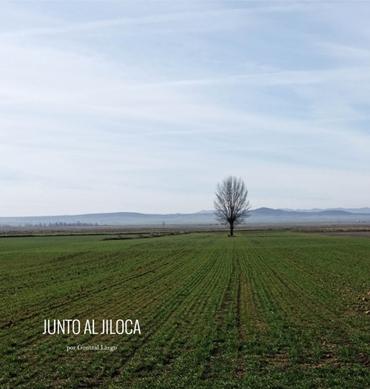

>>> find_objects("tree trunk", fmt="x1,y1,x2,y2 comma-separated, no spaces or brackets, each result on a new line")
229,221,234,237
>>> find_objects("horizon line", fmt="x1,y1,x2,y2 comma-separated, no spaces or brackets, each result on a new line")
1,206,370,219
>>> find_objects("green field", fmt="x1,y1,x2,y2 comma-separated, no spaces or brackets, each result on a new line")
1,232,369,388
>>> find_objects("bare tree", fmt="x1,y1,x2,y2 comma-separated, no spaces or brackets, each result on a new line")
214,176,251,236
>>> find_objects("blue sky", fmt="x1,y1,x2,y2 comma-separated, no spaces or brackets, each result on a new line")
1,1,370,216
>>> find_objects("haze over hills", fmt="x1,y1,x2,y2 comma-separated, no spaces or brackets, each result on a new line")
1,208,370,227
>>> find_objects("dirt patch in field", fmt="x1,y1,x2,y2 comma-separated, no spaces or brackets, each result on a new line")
353,290,370,315
264,352,289,368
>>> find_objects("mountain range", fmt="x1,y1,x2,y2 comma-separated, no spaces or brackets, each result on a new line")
1,208,370,227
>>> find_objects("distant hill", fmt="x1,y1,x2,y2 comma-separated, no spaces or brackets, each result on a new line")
1,207,370,227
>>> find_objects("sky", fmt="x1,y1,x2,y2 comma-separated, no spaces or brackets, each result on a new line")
1,1,370,216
